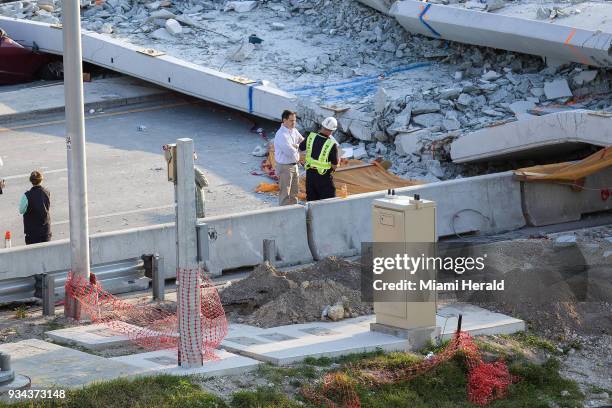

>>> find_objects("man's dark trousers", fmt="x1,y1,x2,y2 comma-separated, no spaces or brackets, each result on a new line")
306,170,336,201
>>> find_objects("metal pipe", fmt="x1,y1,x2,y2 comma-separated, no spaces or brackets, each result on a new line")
62,0,91,319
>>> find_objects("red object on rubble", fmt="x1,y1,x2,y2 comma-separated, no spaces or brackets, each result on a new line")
0,28,51,85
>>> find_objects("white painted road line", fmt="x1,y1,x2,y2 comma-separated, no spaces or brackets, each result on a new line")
3,168,68,180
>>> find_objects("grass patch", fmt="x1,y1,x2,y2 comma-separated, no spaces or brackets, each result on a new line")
44,319,65,331
231,387,301,408
0,347,584,408
257,363,318,387
302,349,385,367
507,358,584,408
14,305,28,319
350,355,584,408
302,356,333,367
504,332,559,354
419,339,450,355
0,375,227,408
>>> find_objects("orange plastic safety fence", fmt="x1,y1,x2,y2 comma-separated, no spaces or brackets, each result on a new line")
302,332,519,407
65,269,228,361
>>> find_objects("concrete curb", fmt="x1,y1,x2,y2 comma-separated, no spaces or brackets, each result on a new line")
0,92,171,125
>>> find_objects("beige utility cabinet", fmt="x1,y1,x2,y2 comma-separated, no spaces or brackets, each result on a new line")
371,194,437,330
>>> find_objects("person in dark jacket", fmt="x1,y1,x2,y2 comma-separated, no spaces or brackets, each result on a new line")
19,171,51,245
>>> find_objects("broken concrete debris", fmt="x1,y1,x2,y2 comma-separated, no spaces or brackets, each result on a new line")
2,0,609,183
224,1,258,13
544,78,573,100
164,18,182,36
353,143,368,160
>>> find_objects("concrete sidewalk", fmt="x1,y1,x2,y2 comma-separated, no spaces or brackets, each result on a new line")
0,76,168,123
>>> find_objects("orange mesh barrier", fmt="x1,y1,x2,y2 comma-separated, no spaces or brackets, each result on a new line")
302,331,519,407
514,146,611,183
65,269,228,362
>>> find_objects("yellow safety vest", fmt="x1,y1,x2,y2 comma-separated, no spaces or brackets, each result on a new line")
304,132,335,175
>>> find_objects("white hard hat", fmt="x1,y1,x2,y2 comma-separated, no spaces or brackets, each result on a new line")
321,116,338,131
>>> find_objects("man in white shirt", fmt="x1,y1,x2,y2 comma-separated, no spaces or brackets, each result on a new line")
274,110,303,206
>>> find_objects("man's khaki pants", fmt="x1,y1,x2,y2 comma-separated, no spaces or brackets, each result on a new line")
277,163,299,206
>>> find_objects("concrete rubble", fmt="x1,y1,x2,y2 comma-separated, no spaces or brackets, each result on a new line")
0,0,610,182
451,110,612,163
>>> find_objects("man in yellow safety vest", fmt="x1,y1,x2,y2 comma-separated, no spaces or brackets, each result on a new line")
299,117,340,201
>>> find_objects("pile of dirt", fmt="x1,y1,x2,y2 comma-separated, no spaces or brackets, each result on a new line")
220,258,372,328
464,238,612,338
220,262,294,308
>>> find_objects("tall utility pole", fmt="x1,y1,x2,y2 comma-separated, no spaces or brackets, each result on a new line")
62,0,91,319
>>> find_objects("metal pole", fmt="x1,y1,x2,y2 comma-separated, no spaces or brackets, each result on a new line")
62,0,91,319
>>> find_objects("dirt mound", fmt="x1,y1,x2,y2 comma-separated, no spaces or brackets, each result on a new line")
220,262,294,308
465,239,612,338
285,257,362,290
221,258,371,328
247,280,371,328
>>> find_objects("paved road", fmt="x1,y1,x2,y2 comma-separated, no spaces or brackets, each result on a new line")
0,97,279,246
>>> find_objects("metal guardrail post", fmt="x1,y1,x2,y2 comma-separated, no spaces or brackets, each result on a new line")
263,239,276,264
152,254,165,301
42,274,55,317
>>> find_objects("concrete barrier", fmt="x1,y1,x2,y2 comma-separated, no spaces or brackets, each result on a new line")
0,239,71,281
90,224,177,279
202,205,312,273
521,167,612,226
0,204,314,281
307,172,525,259
0,223,178,281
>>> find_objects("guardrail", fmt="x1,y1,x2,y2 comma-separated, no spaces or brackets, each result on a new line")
0,258,148,304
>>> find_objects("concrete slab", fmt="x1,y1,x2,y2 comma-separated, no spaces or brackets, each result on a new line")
0,17,296,121
43,321,268,352
451,110,611,163
221,316,409,365
437,304,525,341
390,0,612,67
0,77,167,123
111,348,261,377
220,305,524,365
46,323,132,350
0,339,141,388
